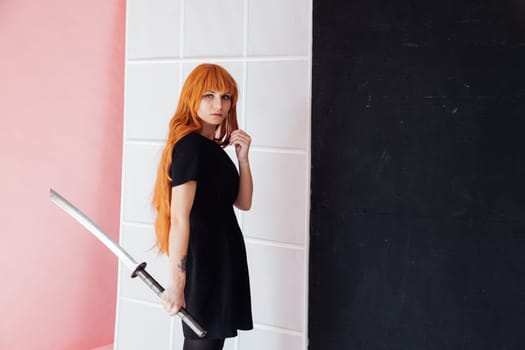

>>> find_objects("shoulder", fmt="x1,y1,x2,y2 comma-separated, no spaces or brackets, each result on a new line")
173,133,203,154
177,132,203,147
170,133,204,184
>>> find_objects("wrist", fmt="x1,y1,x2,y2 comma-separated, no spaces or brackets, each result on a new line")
169,274,186,288
238,158,250,166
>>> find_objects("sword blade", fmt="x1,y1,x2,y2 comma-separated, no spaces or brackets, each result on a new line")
49,188,138,271
50,188,207,337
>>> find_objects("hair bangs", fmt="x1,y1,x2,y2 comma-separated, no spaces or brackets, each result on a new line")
199,65,238,103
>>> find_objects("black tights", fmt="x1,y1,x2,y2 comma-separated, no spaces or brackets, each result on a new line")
183,338,225,350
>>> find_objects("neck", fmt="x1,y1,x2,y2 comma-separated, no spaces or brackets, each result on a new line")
199,124,217,140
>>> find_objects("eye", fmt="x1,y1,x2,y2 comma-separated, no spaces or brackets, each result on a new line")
203,93,214,99
221,95,232,101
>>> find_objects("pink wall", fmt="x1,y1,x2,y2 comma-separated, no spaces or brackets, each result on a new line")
0,1,125,349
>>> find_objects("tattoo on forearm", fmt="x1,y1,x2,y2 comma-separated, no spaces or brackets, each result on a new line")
178,256,187,273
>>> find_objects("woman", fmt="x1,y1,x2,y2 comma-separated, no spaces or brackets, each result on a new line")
152,63,253,350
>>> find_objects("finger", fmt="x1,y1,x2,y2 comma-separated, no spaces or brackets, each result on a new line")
232,139,246,147
160,296,169,306
231,135,250,145
236,133,251,142
170,305,181,316
232,130,250,140
163,301,173,312
162,302,171,313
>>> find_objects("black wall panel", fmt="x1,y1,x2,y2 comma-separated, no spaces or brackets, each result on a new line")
309,1,525,349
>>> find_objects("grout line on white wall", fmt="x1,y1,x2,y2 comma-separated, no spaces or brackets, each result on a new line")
240,61,248,132
120,296,163,309
253,323,304,337
126,139,165,146
237,56,247,232
180,0,185,59
240,0,249,132
123,220,154,229
128,56,310,64
122,220,305,251
243,0,249,58
125,139,307,155
245,237,305,251
250,146,306,154
123,219,154,227
179,62,184,98
178,0,185,99
238,0,249,244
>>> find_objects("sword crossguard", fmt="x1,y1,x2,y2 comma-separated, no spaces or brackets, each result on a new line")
132,262,164,295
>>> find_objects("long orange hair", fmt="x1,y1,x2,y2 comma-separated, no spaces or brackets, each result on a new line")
152,63,239,255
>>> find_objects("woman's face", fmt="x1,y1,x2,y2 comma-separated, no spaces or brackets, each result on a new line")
197,90,232,128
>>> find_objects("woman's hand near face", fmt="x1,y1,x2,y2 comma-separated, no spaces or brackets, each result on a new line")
231,129,253,211
230,129,251,163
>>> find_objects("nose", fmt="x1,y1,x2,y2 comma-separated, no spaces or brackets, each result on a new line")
213,96,223,110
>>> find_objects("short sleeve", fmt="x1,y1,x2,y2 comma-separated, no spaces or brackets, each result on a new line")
170,134,201,187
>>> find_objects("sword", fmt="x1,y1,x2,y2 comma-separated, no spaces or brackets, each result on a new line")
49,188,207,338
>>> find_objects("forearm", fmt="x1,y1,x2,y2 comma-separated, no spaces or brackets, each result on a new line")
235,160,253,210
168,219,190,288
162,182,195,315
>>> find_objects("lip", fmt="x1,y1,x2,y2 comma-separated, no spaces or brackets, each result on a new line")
211,113,223,117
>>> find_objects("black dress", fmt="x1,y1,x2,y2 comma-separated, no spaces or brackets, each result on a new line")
170,132,253,339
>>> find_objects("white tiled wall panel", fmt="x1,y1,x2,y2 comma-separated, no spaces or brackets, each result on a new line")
116,299,171,350
121,143,161,223
170,318,185,350
182,62,244,87
247,0,310,56
246,61,310,149
119,0,311,349
125,63,180,140
119,224,169,303
184,0,244,57
244,151,308,245
127,0,181,59
247,243,305,331
239,329,303,350
223,338,236,350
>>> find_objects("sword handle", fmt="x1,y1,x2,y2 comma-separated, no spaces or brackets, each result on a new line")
132,262,207,338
